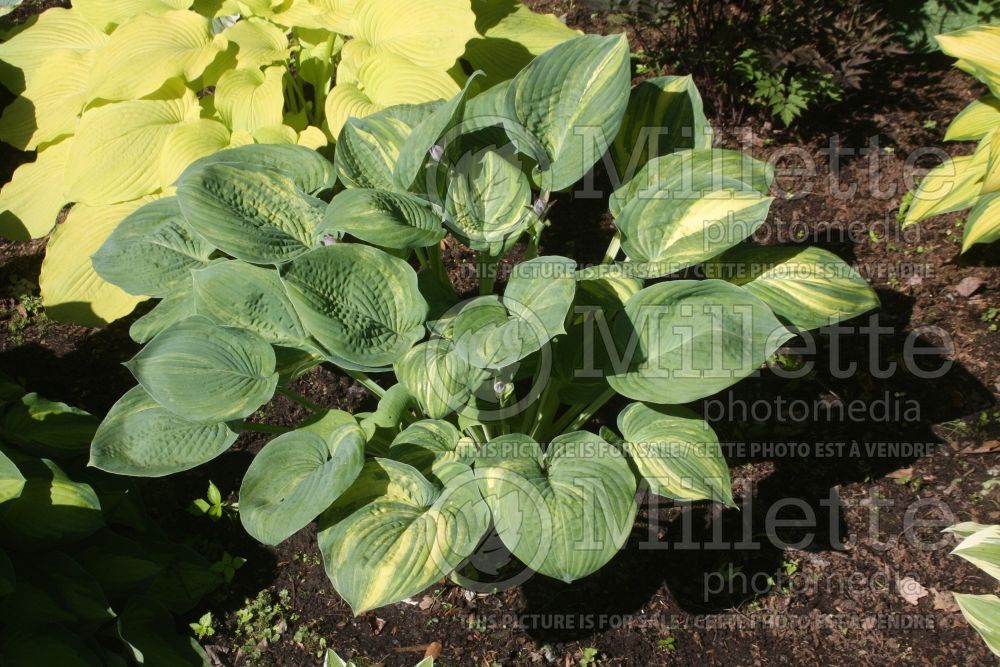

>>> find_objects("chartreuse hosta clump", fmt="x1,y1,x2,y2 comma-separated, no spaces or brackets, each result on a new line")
0,0,576,326
946,523,1000,656
904,25,1000,251
89,34,880,613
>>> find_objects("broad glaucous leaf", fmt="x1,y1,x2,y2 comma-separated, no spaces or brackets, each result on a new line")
129,286,196,344
240,411,366,545
90,385,240,476
388,419,476,485
177,144,336,195
475,432,637,583
318,459,490,613
324,188,446,249
0,393,98,459
617,402,734,505
124,317,278,424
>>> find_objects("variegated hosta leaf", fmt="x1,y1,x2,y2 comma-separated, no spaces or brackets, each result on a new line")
615,186,773,278
191,260,307,345
904,135,991,225
954,594,1000,658
953,524,1000,580
507,34,631,191
0,138,73,240
0,8,109,92
610,148,775,218
92,197,213,298
504,255,577,341
240,411,366,545
215,65,286,133
352,0,477,70
964,191,1000,250
611,75,713,180
90,385,239,476
222,17,291,68
324,189,445,249
0,450,25,504
318,459,490,613
445,148,533,255
86,10,227,102
936,25,1000,98
176,163,326,263
125,316,278,424
617,402,733,505
177,144,336,195
706,245,880,330
394,339,485,420
130,285,196,344
388,419,476,485
606,280,792,404
280,244,428,368
475,432,637,583
946,95,1000,142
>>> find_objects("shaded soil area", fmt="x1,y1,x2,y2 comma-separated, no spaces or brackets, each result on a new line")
2,2,1000,666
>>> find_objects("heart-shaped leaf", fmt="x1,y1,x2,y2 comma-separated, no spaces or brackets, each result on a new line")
335,104,435,190
394,338,486,419
177,144,335,195
388,420,477,485
324,189,445,249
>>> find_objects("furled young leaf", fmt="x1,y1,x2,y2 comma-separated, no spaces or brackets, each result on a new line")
0,449,25,504
240,411,366,545
125,317,278,424
92,197,214,297
90,385,240,477
1,393,98,459
318,459,489,613
176,163,326,263
394,339,485,420
607,280,792,404
280,244,428,367
507,34,631,191
215,65,286,132
334,104,434,189
324,188,445,249
352,0,477,69
476,432,637,583
618,402,733,505
0,138,72,240
946,95,1000,142
178,143,336,195
707,245,880,330
963,191,1000,250
388,419,476,485
0,7,109,91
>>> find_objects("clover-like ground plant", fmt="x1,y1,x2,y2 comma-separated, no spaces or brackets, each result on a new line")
89,34,880,613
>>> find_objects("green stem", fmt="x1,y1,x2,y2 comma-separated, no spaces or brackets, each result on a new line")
548,402,587,437
278,387,325,413
413,246,430,270
343,370,385,398
602,232,622,264
239,421,293,435
528,381,562,441
478,251,497,295
428,243,451,287
560,387,616,436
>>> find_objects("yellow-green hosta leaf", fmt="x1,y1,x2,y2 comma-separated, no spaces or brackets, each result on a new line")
318,459,490,613
983,130,1000,194
86,10,227,102
125,316,279,424
90,385,239,476
324,83,381,139
954,594,1000,657
297,125,329,150
618,402,733,505
215,66,286,133
353,0,477,70
904,138,991,225
953,524,1000,580
241,410,366,545
222,17,291,68
964,192,1000,251
65,93,201,206
945,95,1000,142
0,8,109,92
324,188,446,249
937,25,1000,97
707,245,879,330
74,0,194,31
0,449,25,504
302,0,357,33
252,124,298,144
40,200,150,326
159,118,232,188
359,52,461,106
336,38,376,85
0,138,72,240
394,340,484,420
476,432,637,583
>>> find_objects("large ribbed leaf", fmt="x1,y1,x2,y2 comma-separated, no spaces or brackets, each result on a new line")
240,411,365,545
125,317,278,424
607,280,792,404
215,65,286,133
75,0,193,31
0,138,72,240
223,17,291,68
0,450,24,504
0,457,103,546
504,255,577,340
92,197,213,297
1,393,98,459
324,189,445,249
281,244,428,367
90,385,239,476
707,245,880,330
177,144,335,195
352,0,477,69
394,339,485,420
318,459,489,613
334,104,434,189
129,286,196,344
0,8,108,91
617,402,733,505
388,420,476,485
476,432,637,583
507,34,630,191
159,118,232,189
176,164,326,263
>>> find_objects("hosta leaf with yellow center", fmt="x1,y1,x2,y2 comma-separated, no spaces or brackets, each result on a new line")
65,92,201,206
40,199,153,326
74,0,194,31
904,133,992,225
353,0,477,70
318,458,489,613
0,8,108,92
86,10,227,103
388,419,478,485
618,402,734,506
336,38,376,85
0,138,73,241
394,340,487,420
945,95,1000,142
222,18,291,69
964,192,1000,251
937,25,1000,98
215,66,286,133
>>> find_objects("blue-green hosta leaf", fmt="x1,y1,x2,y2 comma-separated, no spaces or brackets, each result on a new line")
389,420,476,486
324,189,446,249
90,385,240,476
610,148,775,218
475,432,637,583
0,625,104,667
504,255,577,340
612,75,713,180
177,144,336,195
192,261,307,345
607,280,792,404
281,245,428,368
615,186,773,278
335,103,439,190
318,459,490,613
240,411,366,546
0,450,24,504
445,148,533,255
574,265,644,313
507,34,631,191
118,597,211,667
394,339,486,420
92,197,213,298
124,317,278,424
617,402,733,505
0,393,98,459
129,285,196,344
177,164,326,264
707,245,880,330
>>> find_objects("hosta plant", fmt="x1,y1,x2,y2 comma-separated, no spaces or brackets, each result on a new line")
0,372,220,666
0,0,576,325
946,522,1000,656
89,34,879,613
904,25,1000,252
